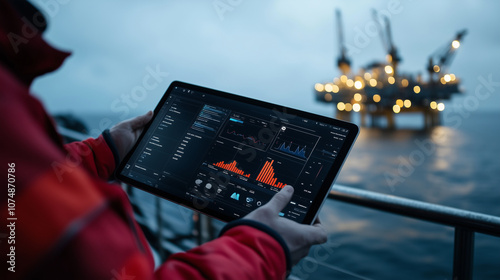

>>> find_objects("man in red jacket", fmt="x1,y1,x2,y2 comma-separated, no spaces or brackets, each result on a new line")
0,1,327,279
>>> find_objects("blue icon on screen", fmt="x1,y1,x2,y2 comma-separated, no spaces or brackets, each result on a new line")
231,192,240,200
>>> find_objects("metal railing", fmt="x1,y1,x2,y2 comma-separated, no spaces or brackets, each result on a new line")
327,185,500,280
58,126,500,280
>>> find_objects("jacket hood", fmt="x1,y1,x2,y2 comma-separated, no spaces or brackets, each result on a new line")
0,0,70,86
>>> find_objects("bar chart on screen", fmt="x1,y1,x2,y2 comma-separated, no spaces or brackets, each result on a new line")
255,160,287,189
213,160,251,177
212,158,289,189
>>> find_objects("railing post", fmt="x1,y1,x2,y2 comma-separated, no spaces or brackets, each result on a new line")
199,215,215,243
453,227,474,280
155,196,166,261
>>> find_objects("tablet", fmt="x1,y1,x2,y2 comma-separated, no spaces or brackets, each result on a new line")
117,81,358,224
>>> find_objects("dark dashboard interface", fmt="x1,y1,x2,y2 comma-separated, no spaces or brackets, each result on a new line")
119,83,354,223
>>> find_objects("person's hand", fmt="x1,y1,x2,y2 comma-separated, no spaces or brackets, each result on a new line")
243,185,327,266
109,111,154,161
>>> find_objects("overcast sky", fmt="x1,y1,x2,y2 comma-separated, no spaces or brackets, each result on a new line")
30,0,500,122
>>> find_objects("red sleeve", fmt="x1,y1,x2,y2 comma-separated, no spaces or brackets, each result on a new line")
63,133,117,180
3,165,289,280
155,224,289,280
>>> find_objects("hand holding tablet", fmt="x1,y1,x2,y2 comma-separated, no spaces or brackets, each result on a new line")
117,81,358,224
244,185,328,265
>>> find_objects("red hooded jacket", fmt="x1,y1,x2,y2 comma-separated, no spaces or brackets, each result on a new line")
0,1,290,279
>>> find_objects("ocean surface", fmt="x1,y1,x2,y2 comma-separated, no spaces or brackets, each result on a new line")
76,111,500,280
305,111,500,280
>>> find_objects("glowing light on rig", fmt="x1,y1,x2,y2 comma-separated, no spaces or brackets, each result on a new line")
325,83,333,92
430,101,437,109
314,83,324,92
393,105,401,114
404,99,412,108
313,35,460,118
384,65,393,74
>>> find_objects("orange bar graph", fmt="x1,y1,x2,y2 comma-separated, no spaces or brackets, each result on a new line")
214,159,286,188
256,160,287,189
256,161,270,182
262,164,272,184
256,162,264,181
214,160,251,177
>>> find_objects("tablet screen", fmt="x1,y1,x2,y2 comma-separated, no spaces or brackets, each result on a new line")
118,82,357,224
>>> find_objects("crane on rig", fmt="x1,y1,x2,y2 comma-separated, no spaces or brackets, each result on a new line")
314,9,466,129
371,9,402,76
335,9,351,75
427,30,468,81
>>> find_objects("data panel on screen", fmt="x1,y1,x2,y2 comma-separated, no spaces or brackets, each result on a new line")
118,82,357,224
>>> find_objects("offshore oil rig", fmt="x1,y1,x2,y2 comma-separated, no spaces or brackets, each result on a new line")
314,10,466,129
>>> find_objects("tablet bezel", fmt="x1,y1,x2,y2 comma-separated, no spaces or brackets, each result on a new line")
116,81,358,224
